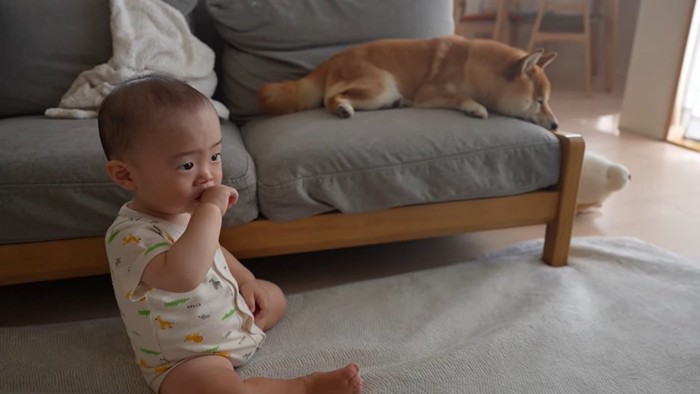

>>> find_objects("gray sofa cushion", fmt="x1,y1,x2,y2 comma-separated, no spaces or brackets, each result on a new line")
240,109,561,221
207,0,455,123
0,0,198,119
0,117,257,245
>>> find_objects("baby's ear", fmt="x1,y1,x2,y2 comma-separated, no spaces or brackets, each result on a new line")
106,160,136,191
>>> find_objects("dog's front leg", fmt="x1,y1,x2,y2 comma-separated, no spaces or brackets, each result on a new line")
413,84,488,119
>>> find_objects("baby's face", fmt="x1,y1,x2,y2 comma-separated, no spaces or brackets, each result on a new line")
127,106,224,219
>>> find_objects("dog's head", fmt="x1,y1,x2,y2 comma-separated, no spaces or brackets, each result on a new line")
498,49,559,131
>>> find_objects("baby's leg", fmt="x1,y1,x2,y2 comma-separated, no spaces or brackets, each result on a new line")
253,279,287,331
247,363,363,394
159,355,362,394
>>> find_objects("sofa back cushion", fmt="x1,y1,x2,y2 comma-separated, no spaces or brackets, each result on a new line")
0,0,111,119
207,0,455,123
0,0,197,119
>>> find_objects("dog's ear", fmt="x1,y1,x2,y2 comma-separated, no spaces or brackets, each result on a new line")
538,52,558,69
505,49,547,80
520,49,544,75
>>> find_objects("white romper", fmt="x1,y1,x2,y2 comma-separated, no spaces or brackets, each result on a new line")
105,204,265,392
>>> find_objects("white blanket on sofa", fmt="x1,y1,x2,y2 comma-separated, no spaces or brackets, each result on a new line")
44,0,229,119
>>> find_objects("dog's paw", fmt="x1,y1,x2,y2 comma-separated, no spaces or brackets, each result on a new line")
460,102,488,119
336,102,355,119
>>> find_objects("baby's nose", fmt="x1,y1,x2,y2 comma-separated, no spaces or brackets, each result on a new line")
198,171,214,184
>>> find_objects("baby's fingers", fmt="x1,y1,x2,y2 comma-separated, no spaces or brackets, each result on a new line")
253,289,269,320
228,189,239,208
241,286,256,313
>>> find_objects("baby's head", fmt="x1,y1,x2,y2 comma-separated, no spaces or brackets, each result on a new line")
98,74,224,218
98,74,217,161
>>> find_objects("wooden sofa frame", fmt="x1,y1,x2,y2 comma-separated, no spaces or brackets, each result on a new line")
0,133,584,286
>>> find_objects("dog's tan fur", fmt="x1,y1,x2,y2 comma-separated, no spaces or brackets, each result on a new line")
258,35,559,130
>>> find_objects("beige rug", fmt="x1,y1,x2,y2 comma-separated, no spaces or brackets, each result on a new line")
2,237,699,393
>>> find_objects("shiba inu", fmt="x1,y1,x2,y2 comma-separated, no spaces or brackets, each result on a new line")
258,35,559,131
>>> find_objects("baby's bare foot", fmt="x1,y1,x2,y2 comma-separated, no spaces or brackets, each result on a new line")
302,363,362,394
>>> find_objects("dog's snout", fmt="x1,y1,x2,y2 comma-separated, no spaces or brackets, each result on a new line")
550,121,559,131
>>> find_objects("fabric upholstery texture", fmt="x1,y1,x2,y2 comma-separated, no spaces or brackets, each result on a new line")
1,0,565,247
0,117,257,244
241,109,561,221
0,0,197,119
206,0,455,123
0,0,111,118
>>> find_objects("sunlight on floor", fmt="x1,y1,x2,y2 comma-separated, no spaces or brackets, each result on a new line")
594,113,620,135
550,88,624,134
547,87,700,262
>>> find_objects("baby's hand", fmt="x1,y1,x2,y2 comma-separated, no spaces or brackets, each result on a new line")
239,280,269,322
200,185,239,216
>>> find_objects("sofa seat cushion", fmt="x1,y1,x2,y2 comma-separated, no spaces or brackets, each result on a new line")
0,117,257,245
240,109,561,221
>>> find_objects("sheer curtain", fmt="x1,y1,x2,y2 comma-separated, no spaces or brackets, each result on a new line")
679,0,700,142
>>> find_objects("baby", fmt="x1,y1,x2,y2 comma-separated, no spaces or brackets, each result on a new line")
98,74,362,394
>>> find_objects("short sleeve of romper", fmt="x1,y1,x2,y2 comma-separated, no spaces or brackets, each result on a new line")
105,207,178,301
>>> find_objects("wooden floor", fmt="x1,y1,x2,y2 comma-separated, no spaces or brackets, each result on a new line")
2,89,699,327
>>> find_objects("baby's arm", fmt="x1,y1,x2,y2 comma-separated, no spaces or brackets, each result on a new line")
140,185,238,292
221,246,255,285
221,247,287,327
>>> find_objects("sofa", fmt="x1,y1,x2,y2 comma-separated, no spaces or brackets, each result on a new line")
0,0,584,286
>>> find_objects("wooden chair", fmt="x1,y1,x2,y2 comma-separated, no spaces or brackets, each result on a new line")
454,0,515,44
526,0,613,98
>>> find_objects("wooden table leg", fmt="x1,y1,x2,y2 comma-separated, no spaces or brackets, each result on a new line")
493,0,509,43
605,0,619,92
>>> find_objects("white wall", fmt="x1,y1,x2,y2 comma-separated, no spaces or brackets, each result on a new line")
619,0,695,139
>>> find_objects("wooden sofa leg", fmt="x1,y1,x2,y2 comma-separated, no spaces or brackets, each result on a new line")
542,132,585,266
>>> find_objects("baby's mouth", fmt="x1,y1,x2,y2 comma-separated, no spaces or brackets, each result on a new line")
195,184,214,202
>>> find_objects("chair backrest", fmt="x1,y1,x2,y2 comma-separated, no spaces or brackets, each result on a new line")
455,0,506,17
532,0,592,36
538,0,590,15
454,0,509,40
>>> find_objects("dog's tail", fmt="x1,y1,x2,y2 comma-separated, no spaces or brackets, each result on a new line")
258,64,329,115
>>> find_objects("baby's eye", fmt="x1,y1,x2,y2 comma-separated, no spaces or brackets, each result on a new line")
211,153,221,162
179,162,194,171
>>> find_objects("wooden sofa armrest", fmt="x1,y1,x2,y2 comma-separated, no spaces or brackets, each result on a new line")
543,132,586,266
